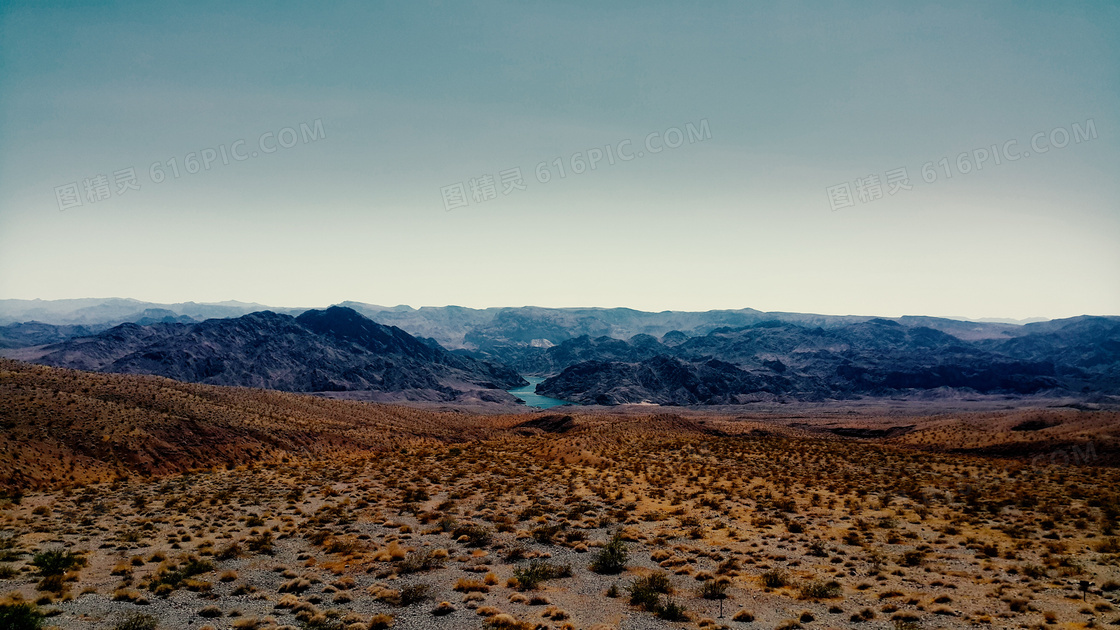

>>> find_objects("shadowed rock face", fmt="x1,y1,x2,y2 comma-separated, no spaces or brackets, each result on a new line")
536,317,1120,405
30,306,526,398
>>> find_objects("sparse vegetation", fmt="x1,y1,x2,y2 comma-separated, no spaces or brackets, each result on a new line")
0,360,1117,630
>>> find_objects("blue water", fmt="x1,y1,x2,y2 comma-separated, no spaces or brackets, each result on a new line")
508,377,570,409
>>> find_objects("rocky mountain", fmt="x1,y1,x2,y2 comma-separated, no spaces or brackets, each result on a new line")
17,306,526,402
0,298,289,326
0,322,107,349
535,317,1120,405
1,299,1030,363
5,298,1116,407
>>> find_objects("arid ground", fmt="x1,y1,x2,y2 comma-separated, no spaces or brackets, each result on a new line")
2,359,1119,630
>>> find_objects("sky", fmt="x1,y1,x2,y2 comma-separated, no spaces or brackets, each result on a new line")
1,1,1117,320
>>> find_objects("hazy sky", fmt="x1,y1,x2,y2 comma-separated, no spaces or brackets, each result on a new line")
1,1,1117,319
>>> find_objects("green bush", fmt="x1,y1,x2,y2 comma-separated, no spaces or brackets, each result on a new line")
0,602,44,629
180,558,213,577
247,531,274,555
657,598,688,621
589,532,628,575
628,572,672,611
513,560,571,591
31,549,83,576
451,524,492,548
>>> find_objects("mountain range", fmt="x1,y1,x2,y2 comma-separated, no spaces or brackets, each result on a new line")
534,316,1120,404
1,298,1117,406
9,306,525,403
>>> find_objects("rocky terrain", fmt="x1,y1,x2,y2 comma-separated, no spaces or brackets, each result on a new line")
0,298,1033,360
535,317,1120,405
1,360,1118,630
4,299,1118,407
6,307,525,403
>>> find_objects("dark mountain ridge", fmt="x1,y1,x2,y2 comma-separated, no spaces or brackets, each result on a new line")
20,306,526,402
535,317,1120,405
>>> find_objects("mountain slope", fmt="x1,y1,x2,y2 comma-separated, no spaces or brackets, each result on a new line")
0,359,527,490
20,306,526,401
536,318,1118,405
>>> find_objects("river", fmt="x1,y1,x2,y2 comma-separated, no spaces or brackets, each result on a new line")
507,376,570,409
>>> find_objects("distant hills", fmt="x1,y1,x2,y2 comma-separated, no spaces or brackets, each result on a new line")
1,298,1117,406
535,316,1120,404
10,306,525,403
0,297,282,326
0,297,1035,363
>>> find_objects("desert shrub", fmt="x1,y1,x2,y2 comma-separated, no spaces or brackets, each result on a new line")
369,613,394,629
531,523,565,545
113,612,159,630
899,549,926,567
399,584,430,606
762,568,789,588
1020,564,1048,579
732,609,755,622
1095,537,1120,553
278,578,312,594
247,532,274,555
589,531,628,575
484,614,535,630
399,549,444,574
451,524,492,548
452,578,489,593
181,558,213,577
431,601,455,616
213,540,243,558
36,574,65,593
512,561,571,591
657,598,688,621
31,549,83,576
699,579,728,600
798,579,841,599
0,602,44,629
850,608,875,622
324,537,358,555
299,614,346,630
628,572,672,610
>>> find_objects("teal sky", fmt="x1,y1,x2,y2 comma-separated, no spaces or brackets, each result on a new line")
1,1,1117,319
